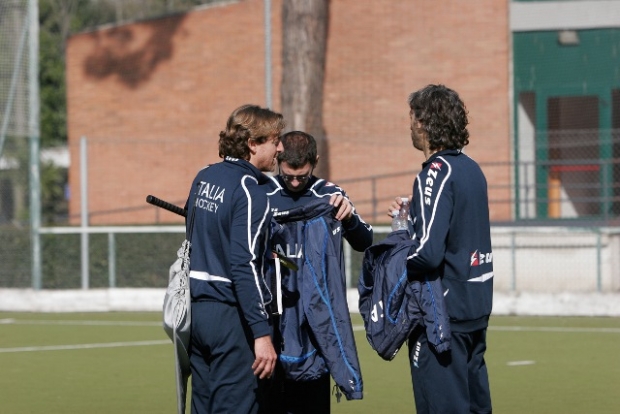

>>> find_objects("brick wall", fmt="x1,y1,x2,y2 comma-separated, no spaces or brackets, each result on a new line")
66,0,511,225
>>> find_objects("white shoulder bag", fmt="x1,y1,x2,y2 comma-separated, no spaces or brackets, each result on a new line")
163,197,196,414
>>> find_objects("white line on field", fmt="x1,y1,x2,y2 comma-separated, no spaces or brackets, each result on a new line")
0,319,161,327
355,325,620,334
2,320,619,334
355,325,620,333
507,360,536,366
489,326,620,334
0,340,170,353
353,325,620,333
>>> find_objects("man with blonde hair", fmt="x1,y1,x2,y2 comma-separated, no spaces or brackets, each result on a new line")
186,104,285,414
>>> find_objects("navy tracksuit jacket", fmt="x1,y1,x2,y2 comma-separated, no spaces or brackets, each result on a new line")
407,149,494,332
187,157,272,338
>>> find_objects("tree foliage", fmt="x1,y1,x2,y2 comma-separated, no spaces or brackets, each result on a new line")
35,0,219,223
38,0,219,148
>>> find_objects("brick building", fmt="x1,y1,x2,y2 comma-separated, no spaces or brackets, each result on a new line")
65,0,512,225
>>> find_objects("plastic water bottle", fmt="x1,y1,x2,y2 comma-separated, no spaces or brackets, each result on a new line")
391,197,410,231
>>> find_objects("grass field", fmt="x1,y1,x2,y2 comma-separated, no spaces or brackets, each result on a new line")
1,312,619,413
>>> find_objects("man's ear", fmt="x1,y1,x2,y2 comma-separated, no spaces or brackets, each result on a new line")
315,155,320,165
248,138,258,155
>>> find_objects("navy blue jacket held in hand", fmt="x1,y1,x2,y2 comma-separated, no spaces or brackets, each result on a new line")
359,230,451,361
268,198,364,401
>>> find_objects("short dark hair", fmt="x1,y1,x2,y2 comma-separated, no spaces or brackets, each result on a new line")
277,131,318,168
218,104,286,159
408,84,469,151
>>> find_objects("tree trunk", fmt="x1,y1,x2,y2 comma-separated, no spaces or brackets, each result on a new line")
281,0,330,179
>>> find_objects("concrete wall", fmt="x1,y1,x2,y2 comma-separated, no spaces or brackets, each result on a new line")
492,227,620,293
1,288,618,317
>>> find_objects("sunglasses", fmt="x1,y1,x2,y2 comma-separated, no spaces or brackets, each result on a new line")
280,168,313,184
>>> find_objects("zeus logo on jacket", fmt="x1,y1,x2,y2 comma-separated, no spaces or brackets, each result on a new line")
470,250,493,266
424,164,440,206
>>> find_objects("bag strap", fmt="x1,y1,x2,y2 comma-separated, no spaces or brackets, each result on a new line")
186,195,198,241
179,196,198,273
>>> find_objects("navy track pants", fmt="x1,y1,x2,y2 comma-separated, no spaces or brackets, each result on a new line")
408,326,492,414
190,301,259,414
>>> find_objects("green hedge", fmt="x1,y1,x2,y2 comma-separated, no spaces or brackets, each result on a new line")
0,227,32,287
0,228,184,289
0,227,377,289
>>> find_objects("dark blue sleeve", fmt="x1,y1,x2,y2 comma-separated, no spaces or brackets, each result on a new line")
332,186,373,252
342,212,373,252
406,163,453,271
229,176,271,338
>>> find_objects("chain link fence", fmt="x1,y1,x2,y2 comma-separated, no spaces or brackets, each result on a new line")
2,135,620,292
1,0,31,224
1,0,35,289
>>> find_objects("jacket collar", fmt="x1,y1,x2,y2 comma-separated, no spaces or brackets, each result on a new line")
422,149,461,167
224,156,270,184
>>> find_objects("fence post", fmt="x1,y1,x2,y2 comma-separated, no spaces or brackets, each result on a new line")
29,0,42,290
108,232,116,288
80,136,89,289
510,231,517,291
596,228,602,292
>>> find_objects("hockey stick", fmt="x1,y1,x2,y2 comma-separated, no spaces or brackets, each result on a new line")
146,195,187,217
146,194,298,271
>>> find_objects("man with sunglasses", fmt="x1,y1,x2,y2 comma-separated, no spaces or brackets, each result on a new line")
264,131,372,413
268,131,372,244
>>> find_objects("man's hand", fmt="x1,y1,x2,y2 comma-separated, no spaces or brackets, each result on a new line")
330,194,353,221
252,335,277,379
387,195,412,218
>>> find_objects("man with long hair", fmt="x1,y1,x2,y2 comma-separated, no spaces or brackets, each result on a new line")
391,84,493,413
